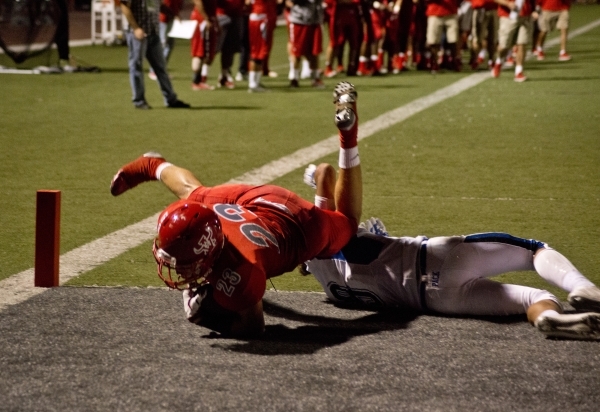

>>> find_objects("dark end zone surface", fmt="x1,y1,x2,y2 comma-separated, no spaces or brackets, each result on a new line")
1,288,598,411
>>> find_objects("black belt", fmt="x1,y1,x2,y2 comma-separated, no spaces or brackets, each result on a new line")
419,239,429,311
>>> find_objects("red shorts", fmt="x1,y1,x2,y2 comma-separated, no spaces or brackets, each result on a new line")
289,23,323,57
249,14,275,60
190,9,218,59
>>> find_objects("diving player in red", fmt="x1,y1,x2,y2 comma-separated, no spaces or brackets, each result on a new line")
110,82,363,338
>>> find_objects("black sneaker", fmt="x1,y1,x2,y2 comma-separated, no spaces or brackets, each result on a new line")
167,100,191,109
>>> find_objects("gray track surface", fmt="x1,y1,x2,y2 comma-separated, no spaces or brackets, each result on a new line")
1,288,598,412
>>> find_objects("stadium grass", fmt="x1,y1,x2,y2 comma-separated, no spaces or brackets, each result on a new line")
1,6,599,302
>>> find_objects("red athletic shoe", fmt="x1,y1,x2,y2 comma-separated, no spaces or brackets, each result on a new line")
191,82,215,91
536,50,545,61
491,62,501,78
514,72,527,82
504,55,515,68
324,66,337,78
559,51,572,61
110,152,166,196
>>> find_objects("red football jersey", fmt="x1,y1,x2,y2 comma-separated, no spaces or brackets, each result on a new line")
188,184,357,311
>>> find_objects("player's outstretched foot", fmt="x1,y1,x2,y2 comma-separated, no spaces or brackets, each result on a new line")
568,286,600,313
333,82,358,148
535,312,600,340
110,152,166,196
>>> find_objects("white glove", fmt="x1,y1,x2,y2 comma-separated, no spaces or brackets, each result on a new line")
303,164,317,189
183,287,207,320
359,217,389,236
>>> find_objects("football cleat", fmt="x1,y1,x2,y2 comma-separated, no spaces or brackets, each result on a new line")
303,164,317,188
568,286,600,313
110,152,165,196
535,312,600,340
333,81,358,130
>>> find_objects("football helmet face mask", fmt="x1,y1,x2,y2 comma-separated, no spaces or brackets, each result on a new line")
153,199,224,290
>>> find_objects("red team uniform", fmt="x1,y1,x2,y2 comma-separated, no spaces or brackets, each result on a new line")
191,0,219,59
248,0,278,61
187,184,357,311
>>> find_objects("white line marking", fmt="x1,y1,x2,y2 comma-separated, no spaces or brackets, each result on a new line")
1,20,598,311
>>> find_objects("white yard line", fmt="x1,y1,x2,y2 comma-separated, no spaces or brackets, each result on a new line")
1,21,597,311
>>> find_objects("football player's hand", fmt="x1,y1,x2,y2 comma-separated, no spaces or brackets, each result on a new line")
183,287,207,321
359,217,389,236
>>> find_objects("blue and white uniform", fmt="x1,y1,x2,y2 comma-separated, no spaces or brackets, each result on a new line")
307,228,561,316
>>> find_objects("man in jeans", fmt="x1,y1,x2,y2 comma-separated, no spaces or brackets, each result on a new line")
120,0,190,109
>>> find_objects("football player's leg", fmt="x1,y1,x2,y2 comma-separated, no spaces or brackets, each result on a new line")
533,248,600,313
333,82,362,225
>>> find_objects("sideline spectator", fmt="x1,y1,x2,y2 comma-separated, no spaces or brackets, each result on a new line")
120,0,190,109
149,0,184,81
534,0,571,61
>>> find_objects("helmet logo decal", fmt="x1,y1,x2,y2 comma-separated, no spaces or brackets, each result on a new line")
240,223,280,252
193,226,217,256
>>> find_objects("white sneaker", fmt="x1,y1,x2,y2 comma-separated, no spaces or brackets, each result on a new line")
535,312,600,340
568,286,600,313
303,164,317,188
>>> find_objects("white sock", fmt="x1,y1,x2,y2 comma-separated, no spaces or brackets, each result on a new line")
534,249,594,292
155,162,173,180
338,147,360,169
201,63,209,77
249,71,258,88
515,65,523,75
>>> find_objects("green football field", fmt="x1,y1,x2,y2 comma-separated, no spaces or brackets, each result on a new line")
1,5,599,301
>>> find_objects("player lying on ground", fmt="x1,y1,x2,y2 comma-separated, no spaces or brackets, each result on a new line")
110,82,362,338
301,163,600,340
